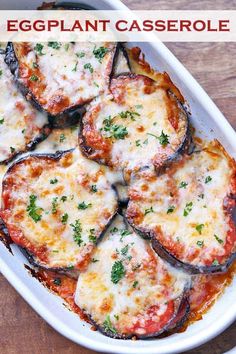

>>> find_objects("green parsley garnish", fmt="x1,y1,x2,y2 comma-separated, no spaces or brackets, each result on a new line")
167,205,175,214
78,201,92,210
30,74,38,82
61,213,68,225
183,202,193,216
111,260,125,284
214,234,223,244
135,140,141,147
132,280,138,288
34,43,44,56
205,176,212,184
88,228,97,244
48,42,61,50
119,110,140,121
53,278,61,286
72,61,78,72
61,196,67,202
147,130,169,146
102,116,128,140
135,104,143,109
50,178,58,184
32,62,38,69
84,63,93,73
10,146,15,153
144,206,154,215
114,314,119,320
103,315,117,334
91,258,99,263
70,219,83,246
110,227,118,234
91,184,97,193
59,134,66,142
120,244,129,256
93,46,109,62
52,197,58,214
27,195,43,223
0,117,4,124
198,193,204,199
120,229,131,242
0,69,2,77
196,240,204,247
212,259,219,266
76,51,85,58
196,224,204,234
179,181,188,189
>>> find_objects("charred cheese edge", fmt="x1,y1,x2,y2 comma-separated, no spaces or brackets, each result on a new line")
0,54,49,163
0,148,118,271
80,74,188,173
75,215,191,338
126,140,236,272
10,42,116,116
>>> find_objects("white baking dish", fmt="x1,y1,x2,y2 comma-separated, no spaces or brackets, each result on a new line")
0,0,235,353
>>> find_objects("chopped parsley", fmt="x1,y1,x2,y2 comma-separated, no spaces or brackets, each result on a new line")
61,213,68,225
27,195,43,223
51,197,58,214
102,116,128,140
132,280,138,288
147,130,169,146
103,315,117,334
70,219,83,246
144,206,154,215
196,224,204,234
61,196,67,202
91,258,99,263
93,46,109,62
84,63,93,73
119,110,140,121
110,227,118,234
111,260,125,284
72,61,78,72
78,201,92,210
183,202,193,216
59,134,66,143
135,140,141,147
91,184,97,193
50,178,58,184
88,228,97,244
30,74,38,82
120,244,129,256
212,259,219,266
32,62,38,69
179,181,188,189
120,229,131,242
53,278,61,286
76,51,85,58
198,193,204,199
135,104,143,109
114,314,119,320
0,69,2,77
196,240,204,248
205,176,212,184
214,234,223,244
48,42,61,50
64,43,70,51
34,43,44,56
0,118,4,124
167,205,175,214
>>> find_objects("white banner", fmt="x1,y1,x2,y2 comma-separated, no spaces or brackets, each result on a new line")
0,10,235,42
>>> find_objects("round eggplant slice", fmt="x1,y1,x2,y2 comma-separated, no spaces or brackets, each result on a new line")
126,140,236,274
0,54,50,164
5,42,117,117
75,215,191,339
80,74,188,173
0,148,118,272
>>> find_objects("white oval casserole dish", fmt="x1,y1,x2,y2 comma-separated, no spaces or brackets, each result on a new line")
0,0,235,353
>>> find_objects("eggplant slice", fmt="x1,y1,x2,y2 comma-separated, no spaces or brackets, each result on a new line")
0,148,118,273
5,42,117,118
75,215,191,339
80,74,188,174
0,54,50,163
126,140,236,274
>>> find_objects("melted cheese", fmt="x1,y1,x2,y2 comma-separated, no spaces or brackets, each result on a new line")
14,42,116,115
75,215,190,336
1,148,118,270
82,75,187,173
127,141,236,267
0,55,48,162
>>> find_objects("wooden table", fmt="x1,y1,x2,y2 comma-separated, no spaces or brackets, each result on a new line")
1,0,236,353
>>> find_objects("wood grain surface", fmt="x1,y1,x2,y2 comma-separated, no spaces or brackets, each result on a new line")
0,0,236,353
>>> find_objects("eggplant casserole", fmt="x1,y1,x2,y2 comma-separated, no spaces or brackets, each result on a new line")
0,33,236,339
